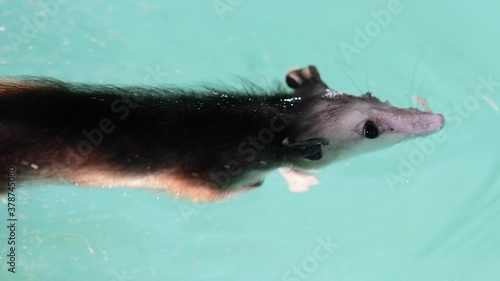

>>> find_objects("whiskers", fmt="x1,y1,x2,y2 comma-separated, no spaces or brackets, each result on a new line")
409,53,442,112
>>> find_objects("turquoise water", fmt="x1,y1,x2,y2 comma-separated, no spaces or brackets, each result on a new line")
1,0,499,280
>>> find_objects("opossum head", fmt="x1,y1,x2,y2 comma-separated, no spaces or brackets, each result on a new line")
298,90,445,165
284,66,445,167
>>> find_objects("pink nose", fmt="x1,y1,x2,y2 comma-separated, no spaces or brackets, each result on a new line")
429,114,445,132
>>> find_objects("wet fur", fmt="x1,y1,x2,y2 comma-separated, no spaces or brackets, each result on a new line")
0,78,317,201
0,66,444,201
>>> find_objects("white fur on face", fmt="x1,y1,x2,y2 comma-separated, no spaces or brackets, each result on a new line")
316,100,445,164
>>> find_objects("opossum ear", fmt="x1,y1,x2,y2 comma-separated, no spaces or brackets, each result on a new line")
285,65,326,90
282,137,330,161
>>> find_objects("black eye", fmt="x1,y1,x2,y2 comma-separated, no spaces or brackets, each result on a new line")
363,120,379,139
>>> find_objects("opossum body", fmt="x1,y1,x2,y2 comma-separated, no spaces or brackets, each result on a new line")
0,66,445,201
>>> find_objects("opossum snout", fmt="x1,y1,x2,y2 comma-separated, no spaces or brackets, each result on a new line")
409,113,445,136
427,113,445,132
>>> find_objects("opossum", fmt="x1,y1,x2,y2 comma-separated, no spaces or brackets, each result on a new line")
0,66,444,201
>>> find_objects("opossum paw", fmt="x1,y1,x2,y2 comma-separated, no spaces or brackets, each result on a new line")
279,168,320,193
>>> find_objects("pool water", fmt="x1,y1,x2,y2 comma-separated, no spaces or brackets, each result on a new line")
1,0,499,280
